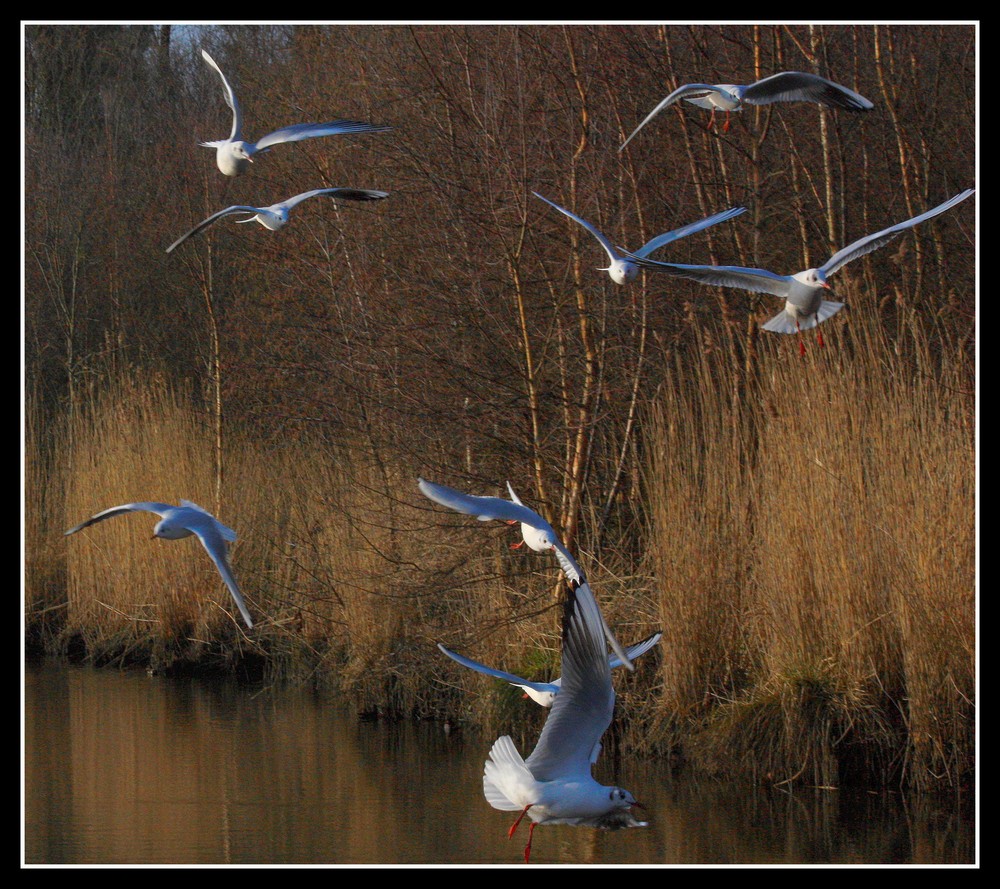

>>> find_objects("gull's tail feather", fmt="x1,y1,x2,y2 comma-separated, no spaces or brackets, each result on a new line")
483,735,532,812
762,300,844,334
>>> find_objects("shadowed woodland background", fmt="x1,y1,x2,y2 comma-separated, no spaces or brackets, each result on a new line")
23,23,976,791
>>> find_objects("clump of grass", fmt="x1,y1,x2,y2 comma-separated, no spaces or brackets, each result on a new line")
685,663,899,787
642,300,974,789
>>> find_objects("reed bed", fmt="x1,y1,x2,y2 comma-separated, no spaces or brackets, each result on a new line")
24,294,974,789
26,373,604,742
641,301,975,790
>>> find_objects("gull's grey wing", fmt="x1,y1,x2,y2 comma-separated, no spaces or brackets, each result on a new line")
418,477,560,538
820,188,975,277
742,71,873,111
64,502,174,536
187,519,253,629
532,192,619,266
254,120,391,152
437,643,558,696
525,581,615,780
279,188,390,212
620,83,727,151
610,631,663,671
201,49,242,142
634,207,747,258
623,255,793,298
166,206,260,253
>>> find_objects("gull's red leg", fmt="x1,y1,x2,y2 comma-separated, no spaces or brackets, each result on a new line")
508,804,532,839
722,110,731,133
524,821,538,863
797,319,806,357
507,519,524,550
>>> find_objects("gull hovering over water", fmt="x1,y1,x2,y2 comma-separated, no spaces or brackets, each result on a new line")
482,581,647,862
417,477,635,672
437,630,662,708
64,500,254,629
621,70,873,147
624,187,976,354
533,191,746,285
166,187,389,253
199,49,391,176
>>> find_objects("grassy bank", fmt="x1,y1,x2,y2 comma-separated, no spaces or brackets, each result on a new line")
23,303,974,791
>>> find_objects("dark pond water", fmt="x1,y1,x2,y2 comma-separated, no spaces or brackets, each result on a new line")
23,661,976,866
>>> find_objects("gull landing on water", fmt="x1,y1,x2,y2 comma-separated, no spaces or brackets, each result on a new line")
482,582,647,862
416,477,635,672
624,188,976,355
533,191,745,285
199,49,391,176
165,187,389,253
620,71,874,147
64,500,254,629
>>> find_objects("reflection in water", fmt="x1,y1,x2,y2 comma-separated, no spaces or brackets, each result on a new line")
23,662,974,865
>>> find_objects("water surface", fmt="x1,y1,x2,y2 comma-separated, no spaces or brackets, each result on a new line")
23,661,975,866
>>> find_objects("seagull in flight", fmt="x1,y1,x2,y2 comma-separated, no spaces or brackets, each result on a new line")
437,630,662,708
166,187,389,253
482,580,647,862
533,191,745,284
417,477,635,672
504,482,555,552
621,70,873,147
199,49,391,176
64,500,254,629
623,188,975,354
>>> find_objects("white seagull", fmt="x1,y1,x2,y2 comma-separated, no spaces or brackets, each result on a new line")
623,188,976,353
417,477,635,672
437,630,662,708
621,70,874,148
64,500,254,630
199,49,391,176
533,191,746,285
166,187,389,253
482,580,647,863
505,482,554,552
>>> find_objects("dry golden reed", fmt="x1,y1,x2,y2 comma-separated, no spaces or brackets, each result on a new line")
642,301,974,789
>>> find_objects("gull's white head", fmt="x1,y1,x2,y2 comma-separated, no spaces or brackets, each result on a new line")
793,268,830,290
152,516,193,541
602,258,640,285
244,207,290,231
218,142,254,176
522,686,558,707
520,523,557,554
611,787,640,808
